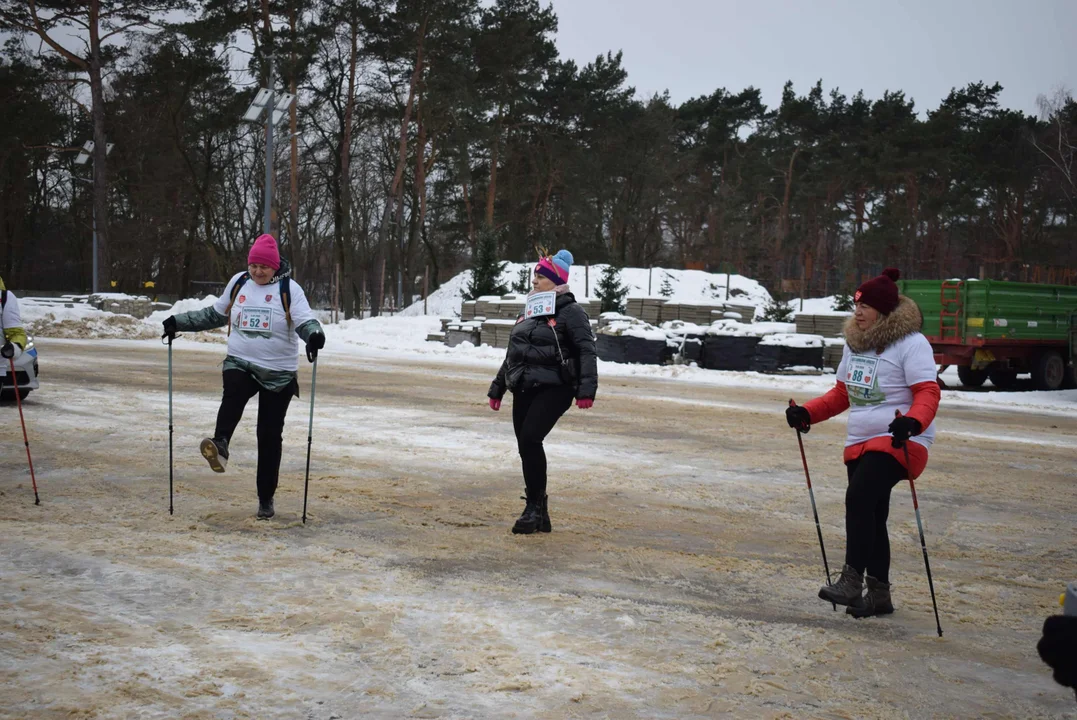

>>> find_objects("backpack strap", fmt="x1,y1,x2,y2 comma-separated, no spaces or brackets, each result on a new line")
1,289,6,309
224,272,250,337
280,276,292,328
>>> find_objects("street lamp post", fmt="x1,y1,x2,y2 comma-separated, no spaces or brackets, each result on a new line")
242,62,295,237
74,140,114,294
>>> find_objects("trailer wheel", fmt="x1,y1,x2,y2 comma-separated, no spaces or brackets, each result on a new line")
988,368,1019,390
1032,351,1066,391
957,366,988,388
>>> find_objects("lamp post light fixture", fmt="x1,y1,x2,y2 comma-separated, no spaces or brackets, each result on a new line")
242,64,296,236
74,139,114,294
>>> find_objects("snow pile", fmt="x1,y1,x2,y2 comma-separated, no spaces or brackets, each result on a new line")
599,312,635,324
758,333,825,348
789,295,853,316
19,298,160,340
660,320,711,335
145,295,219,326
402,263,772,317
596,317,667,341
335,316,443,351
707,320,797,337
329,315,505,362
89,292,151,302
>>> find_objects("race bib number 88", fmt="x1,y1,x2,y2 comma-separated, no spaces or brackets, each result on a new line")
239,307,273,333
845,355,879,389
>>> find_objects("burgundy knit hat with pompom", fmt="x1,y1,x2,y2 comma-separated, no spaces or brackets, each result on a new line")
854,268,901,315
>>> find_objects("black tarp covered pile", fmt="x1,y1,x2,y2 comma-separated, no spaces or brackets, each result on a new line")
596,316,676,365
662,321,708,366
596,333,627,363
753,334,825,372
701,335,760,371
597,334,675,365
681,335,705,364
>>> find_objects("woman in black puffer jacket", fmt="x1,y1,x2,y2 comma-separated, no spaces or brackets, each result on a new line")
488,249,598,534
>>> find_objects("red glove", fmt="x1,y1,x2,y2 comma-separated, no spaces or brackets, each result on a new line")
489,398,501,411
576,398,594,410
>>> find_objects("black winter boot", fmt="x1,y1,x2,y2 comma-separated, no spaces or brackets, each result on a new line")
818,564,864,606
538,495,551,533
847,576,894,618
512,496,542,535
200,437,229,473
256,498,275,520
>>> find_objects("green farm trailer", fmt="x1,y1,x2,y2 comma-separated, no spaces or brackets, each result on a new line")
1071,311,1077,367
897,279,1077,391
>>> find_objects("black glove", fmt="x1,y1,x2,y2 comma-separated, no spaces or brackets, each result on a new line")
0,342,14,359
786,404,811,433
162,316,178,341
1038,615,1077,699
305,331,325,363
888,416,922,448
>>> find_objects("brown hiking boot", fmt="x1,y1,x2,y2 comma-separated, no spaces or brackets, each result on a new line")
847,576,894,618
819,564,864,606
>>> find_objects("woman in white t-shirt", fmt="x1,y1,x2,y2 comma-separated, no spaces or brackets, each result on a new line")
786,268,940,618
162,234,325,520
0,275,28,361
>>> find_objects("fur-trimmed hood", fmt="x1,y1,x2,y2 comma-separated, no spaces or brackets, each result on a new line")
843,296,923,354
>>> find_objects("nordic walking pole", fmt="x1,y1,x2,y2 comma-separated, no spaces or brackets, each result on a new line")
9,356,39,505
302,356,318,524
896,410,943,637
166,334,174,515
790,400,835,611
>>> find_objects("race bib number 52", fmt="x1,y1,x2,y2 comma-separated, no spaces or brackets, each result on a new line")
239,307,273,333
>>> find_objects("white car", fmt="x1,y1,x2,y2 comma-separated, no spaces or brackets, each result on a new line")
1,334,39,401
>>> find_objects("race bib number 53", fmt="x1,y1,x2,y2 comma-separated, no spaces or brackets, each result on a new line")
525,291,556,319
239,307,273,333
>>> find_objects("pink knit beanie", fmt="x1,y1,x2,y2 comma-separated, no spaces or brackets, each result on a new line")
248,234,280,271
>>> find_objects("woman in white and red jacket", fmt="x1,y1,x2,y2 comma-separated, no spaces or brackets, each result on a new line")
786,268,940,618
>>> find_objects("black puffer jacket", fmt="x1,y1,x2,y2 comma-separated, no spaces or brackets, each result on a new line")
488,292,598,400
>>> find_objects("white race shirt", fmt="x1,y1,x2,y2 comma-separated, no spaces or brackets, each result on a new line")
1,289,22,335
837,332,938,450
214,272,316,372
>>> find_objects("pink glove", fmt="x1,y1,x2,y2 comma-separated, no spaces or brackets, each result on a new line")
489,398,501,411
576,398,594,410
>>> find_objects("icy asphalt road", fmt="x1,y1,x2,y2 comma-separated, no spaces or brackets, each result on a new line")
1,339,1075,719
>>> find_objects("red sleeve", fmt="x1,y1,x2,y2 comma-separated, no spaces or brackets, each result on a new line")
906,380,941,431
803,381,850,424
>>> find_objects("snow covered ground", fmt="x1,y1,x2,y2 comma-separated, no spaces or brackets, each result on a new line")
401,264,773,318
1,339,1074,719
13,291,1077,414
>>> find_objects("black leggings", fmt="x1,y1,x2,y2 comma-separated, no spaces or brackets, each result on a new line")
844,451,907,583
512,385,574,499
214,369,295,502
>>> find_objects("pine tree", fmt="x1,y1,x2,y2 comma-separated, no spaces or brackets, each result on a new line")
512,265,531,294
834,289,855,312
761,296,794,322
597,265,628,313
465,226,508,300
659,272,674,297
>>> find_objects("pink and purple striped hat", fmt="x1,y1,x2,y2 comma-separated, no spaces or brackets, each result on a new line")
535,249,573,285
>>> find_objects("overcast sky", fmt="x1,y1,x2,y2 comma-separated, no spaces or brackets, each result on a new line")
545,0,1077,116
